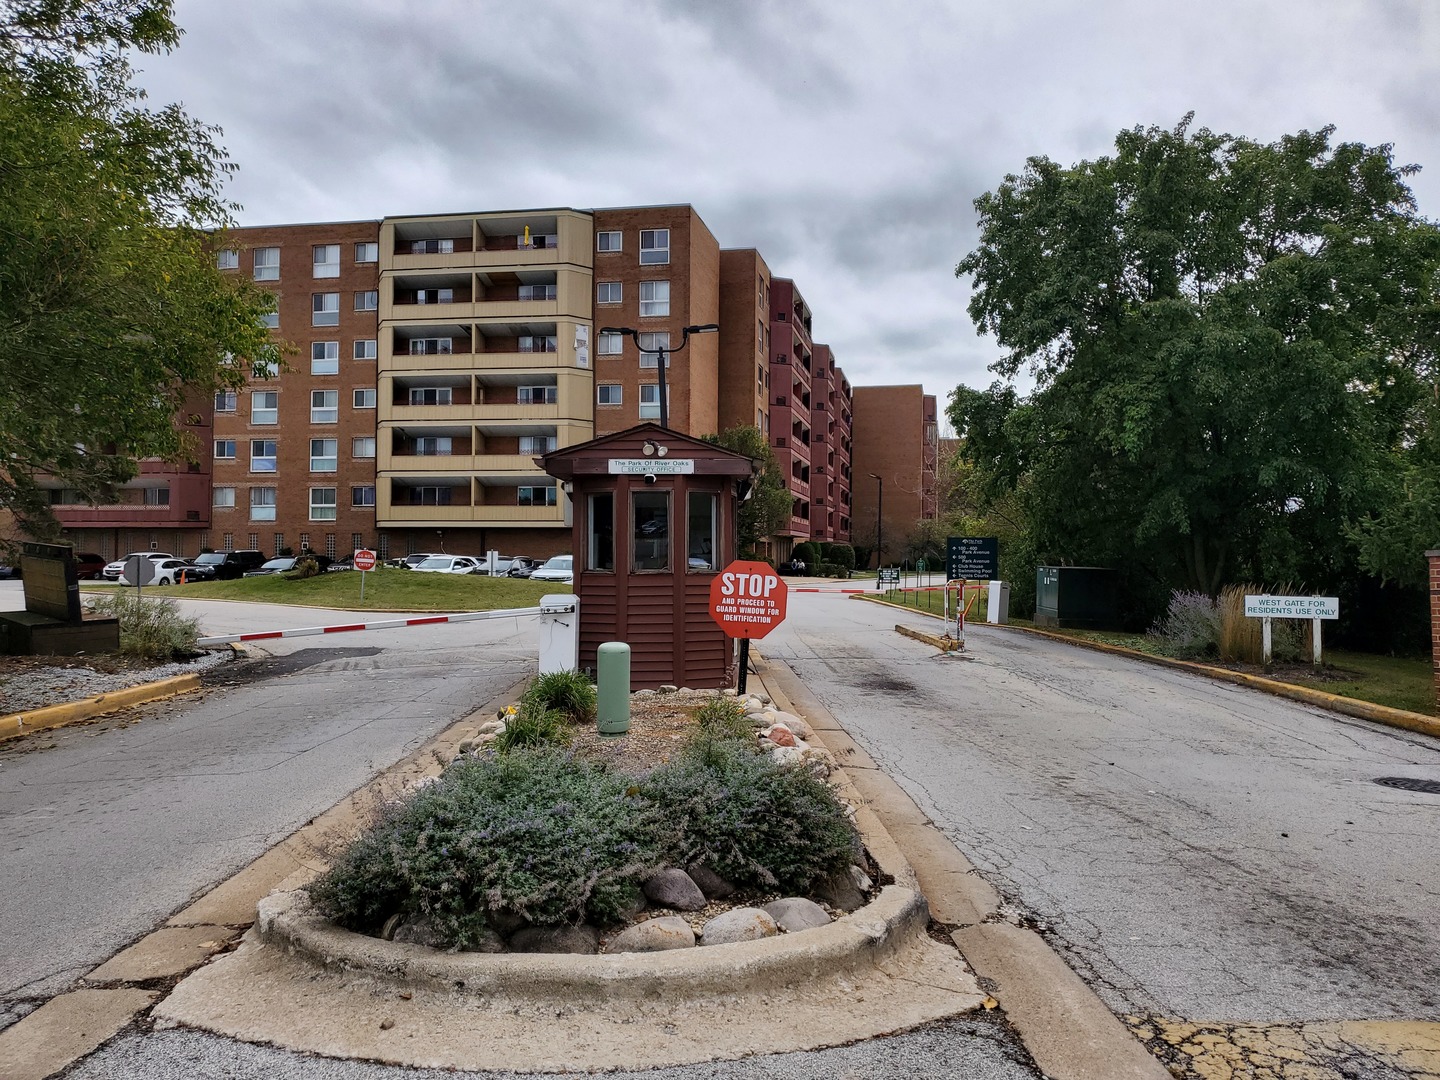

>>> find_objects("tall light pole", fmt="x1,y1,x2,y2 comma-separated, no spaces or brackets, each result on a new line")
868,472,883,569
597,323,719,430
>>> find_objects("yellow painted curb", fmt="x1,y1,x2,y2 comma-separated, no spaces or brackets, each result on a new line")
0,674,202,743
858,593,1440,740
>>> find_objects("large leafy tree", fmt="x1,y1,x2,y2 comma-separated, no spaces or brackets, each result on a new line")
0,0,274,539
953,116,1440,594
704,425,793,558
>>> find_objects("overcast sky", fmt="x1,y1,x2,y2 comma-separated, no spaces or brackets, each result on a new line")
137,0,1440,418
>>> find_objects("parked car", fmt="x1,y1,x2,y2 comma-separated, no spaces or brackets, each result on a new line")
411,555,482,574
73,552,107,580
191,549,266,580
103,552,176,581
474,554,526,576
529,555,574,584
174,561,218,583
329,555,355,571
244,557,299,577
505,556,540,578
390,553,438,569
120,558,205,586
0,561,19,580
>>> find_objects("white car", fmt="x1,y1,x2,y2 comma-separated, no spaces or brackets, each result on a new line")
119,558,195,586
529,555,573,583
411,555,482,574
103,551,176,581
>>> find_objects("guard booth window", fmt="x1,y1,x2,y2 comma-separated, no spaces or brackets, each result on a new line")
687,492,716,571
632,491,670,571
588,493,614,571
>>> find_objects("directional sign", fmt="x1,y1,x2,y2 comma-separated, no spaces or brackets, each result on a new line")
947,536,998,581
353,548,377,572
709,560,788,639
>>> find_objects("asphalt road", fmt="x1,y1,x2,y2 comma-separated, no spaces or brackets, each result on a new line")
761,595,1440,1025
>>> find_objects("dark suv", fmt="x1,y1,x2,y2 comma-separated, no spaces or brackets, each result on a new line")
192,549,266,580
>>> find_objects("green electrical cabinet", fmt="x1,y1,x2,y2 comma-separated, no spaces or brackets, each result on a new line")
1034,566,1118,630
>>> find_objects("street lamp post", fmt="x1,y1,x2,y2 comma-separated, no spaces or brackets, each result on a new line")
597,323,719,430
868,472,883,570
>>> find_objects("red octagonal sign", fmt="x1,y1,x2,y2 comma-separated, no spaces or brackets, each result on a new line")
709,560,788,639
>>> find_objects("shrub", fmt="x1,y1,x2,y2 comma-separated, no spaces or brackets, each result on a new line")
824,543,856,573
791,542,819,567
495,705,572,753
307,750,665,945
693,696,751,741
87,593,200,660
286,556,322,579
1218,583,1311,664
521,670,597,725
643,736,860,893
1148,590,1221,659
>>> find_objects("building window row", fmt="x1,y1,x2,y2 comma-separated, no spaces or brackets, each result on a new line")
596,227,670,265
219,243,378,277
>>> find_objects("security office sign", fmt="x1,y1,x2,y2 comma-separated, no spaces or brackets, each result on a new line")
608,459,695,475
947,536,999,581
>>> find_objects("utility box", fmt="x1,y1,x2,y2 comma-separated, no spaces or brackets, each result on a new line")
537,594,579,674
986,580,1011,624
1034,566,1119,629
541,423,757,690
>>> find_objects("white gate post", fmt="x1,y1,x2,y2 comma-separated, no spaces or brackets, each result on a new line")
1262,617,1273,665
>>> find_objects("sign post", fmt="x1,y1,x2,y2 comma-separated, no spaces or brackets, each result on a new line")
1243,595,1339,665
709,560,789,695
353,548,377,602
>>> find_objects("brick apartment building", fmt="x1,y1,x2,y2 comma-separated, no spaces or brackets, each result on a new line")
24,203,879,565
850,385,939,566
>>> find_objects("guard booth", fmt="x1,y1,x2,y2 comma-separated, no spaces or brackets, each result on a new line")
541,423,757,690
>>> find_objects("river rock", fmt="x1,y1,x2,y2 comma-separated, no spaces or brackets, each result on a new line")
508,924,600,954
604,916,696,953
813,865,868,912
770,746,803,767
700,907,778,945
459,928,505,953
771,710,813,739
765,724,798,747
392,916,448,949
763,897,832,932
642,868,706,910
686,863,737,899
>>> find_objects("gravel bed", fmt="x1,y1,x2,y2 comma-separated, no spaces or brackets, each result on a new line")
0,649,231,714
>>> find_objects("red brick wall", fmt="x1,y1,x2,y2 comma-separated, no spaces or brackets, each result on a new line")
1429,549,1440,707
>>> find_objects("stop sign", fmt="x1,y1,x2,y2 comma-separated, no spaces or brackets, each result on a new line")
709,560,788,639
353,548,377,571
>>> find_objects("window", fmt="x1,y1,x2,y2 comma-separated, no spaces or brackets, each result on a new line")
518,334,557,353
352,485,376,507
355,290,378,311
355,241,378,263
143,486,169,506
518,284,557,301
312,292,340,326
326,534,337,559
409,337,452,355
351,533,362,552
353,388,376,409
299,533,310,552
252,346,280,377
518,435,557,455
596,230,622,252
312,244,340,278
251,391,278,424
409,238,454,254
311,390,338,423
260,311,280,329
214,439,236,460
213,486,236,508
639,384,668,419
518,385,557,404
352,436,376,458
597,384,622,405
758,318,765,352
250,439,277,472
217,249,238,270
310,438,338,471
250,487,277,521
408,386,452,406
353,338,377,360
416,436,452,456
597,331,623,355
757,363,765,390
309,488,337,521
377,533,389,558
214,391,237,413
415,288,453,305
588,493,614,571
639,228,670,265
409,487,453,506
311,341,339,375
638,332,671,367
248,532,258,549
253,247,279,280
639,280,670,317
632,490,670,570
518,485,557,507
687,491,717,572
596,281,622,304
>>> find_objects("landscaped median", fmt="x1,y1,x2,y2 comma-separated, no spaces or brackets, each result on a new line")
866,594,1440,741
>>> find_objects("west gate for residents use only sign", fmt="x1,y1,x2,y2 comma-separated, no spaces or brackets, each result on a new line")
709,560,788,639
1243,595,1340,619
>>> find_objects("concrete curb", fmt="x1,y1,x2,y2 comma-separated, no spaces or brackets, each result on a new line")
858,593,1440,741
0,673,202,744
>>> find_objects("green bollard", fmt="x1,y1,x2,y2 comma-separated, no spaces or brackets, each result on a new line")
596,641,631,737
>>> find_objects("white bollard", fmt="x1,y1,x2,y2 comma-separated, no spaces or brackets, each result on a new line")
986,580,1011,624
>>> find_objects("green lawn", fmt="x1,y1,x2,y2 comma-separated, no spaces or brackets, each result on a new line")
81,569,568,612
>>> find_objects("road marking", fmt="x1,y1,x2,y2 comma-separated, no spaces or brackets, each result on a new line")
1128,1017,1440,1078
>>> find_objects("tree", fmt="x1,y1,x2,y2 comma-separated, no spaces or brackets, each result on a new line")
0,0,275,539
704,426,793,558
953,116,1440,595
